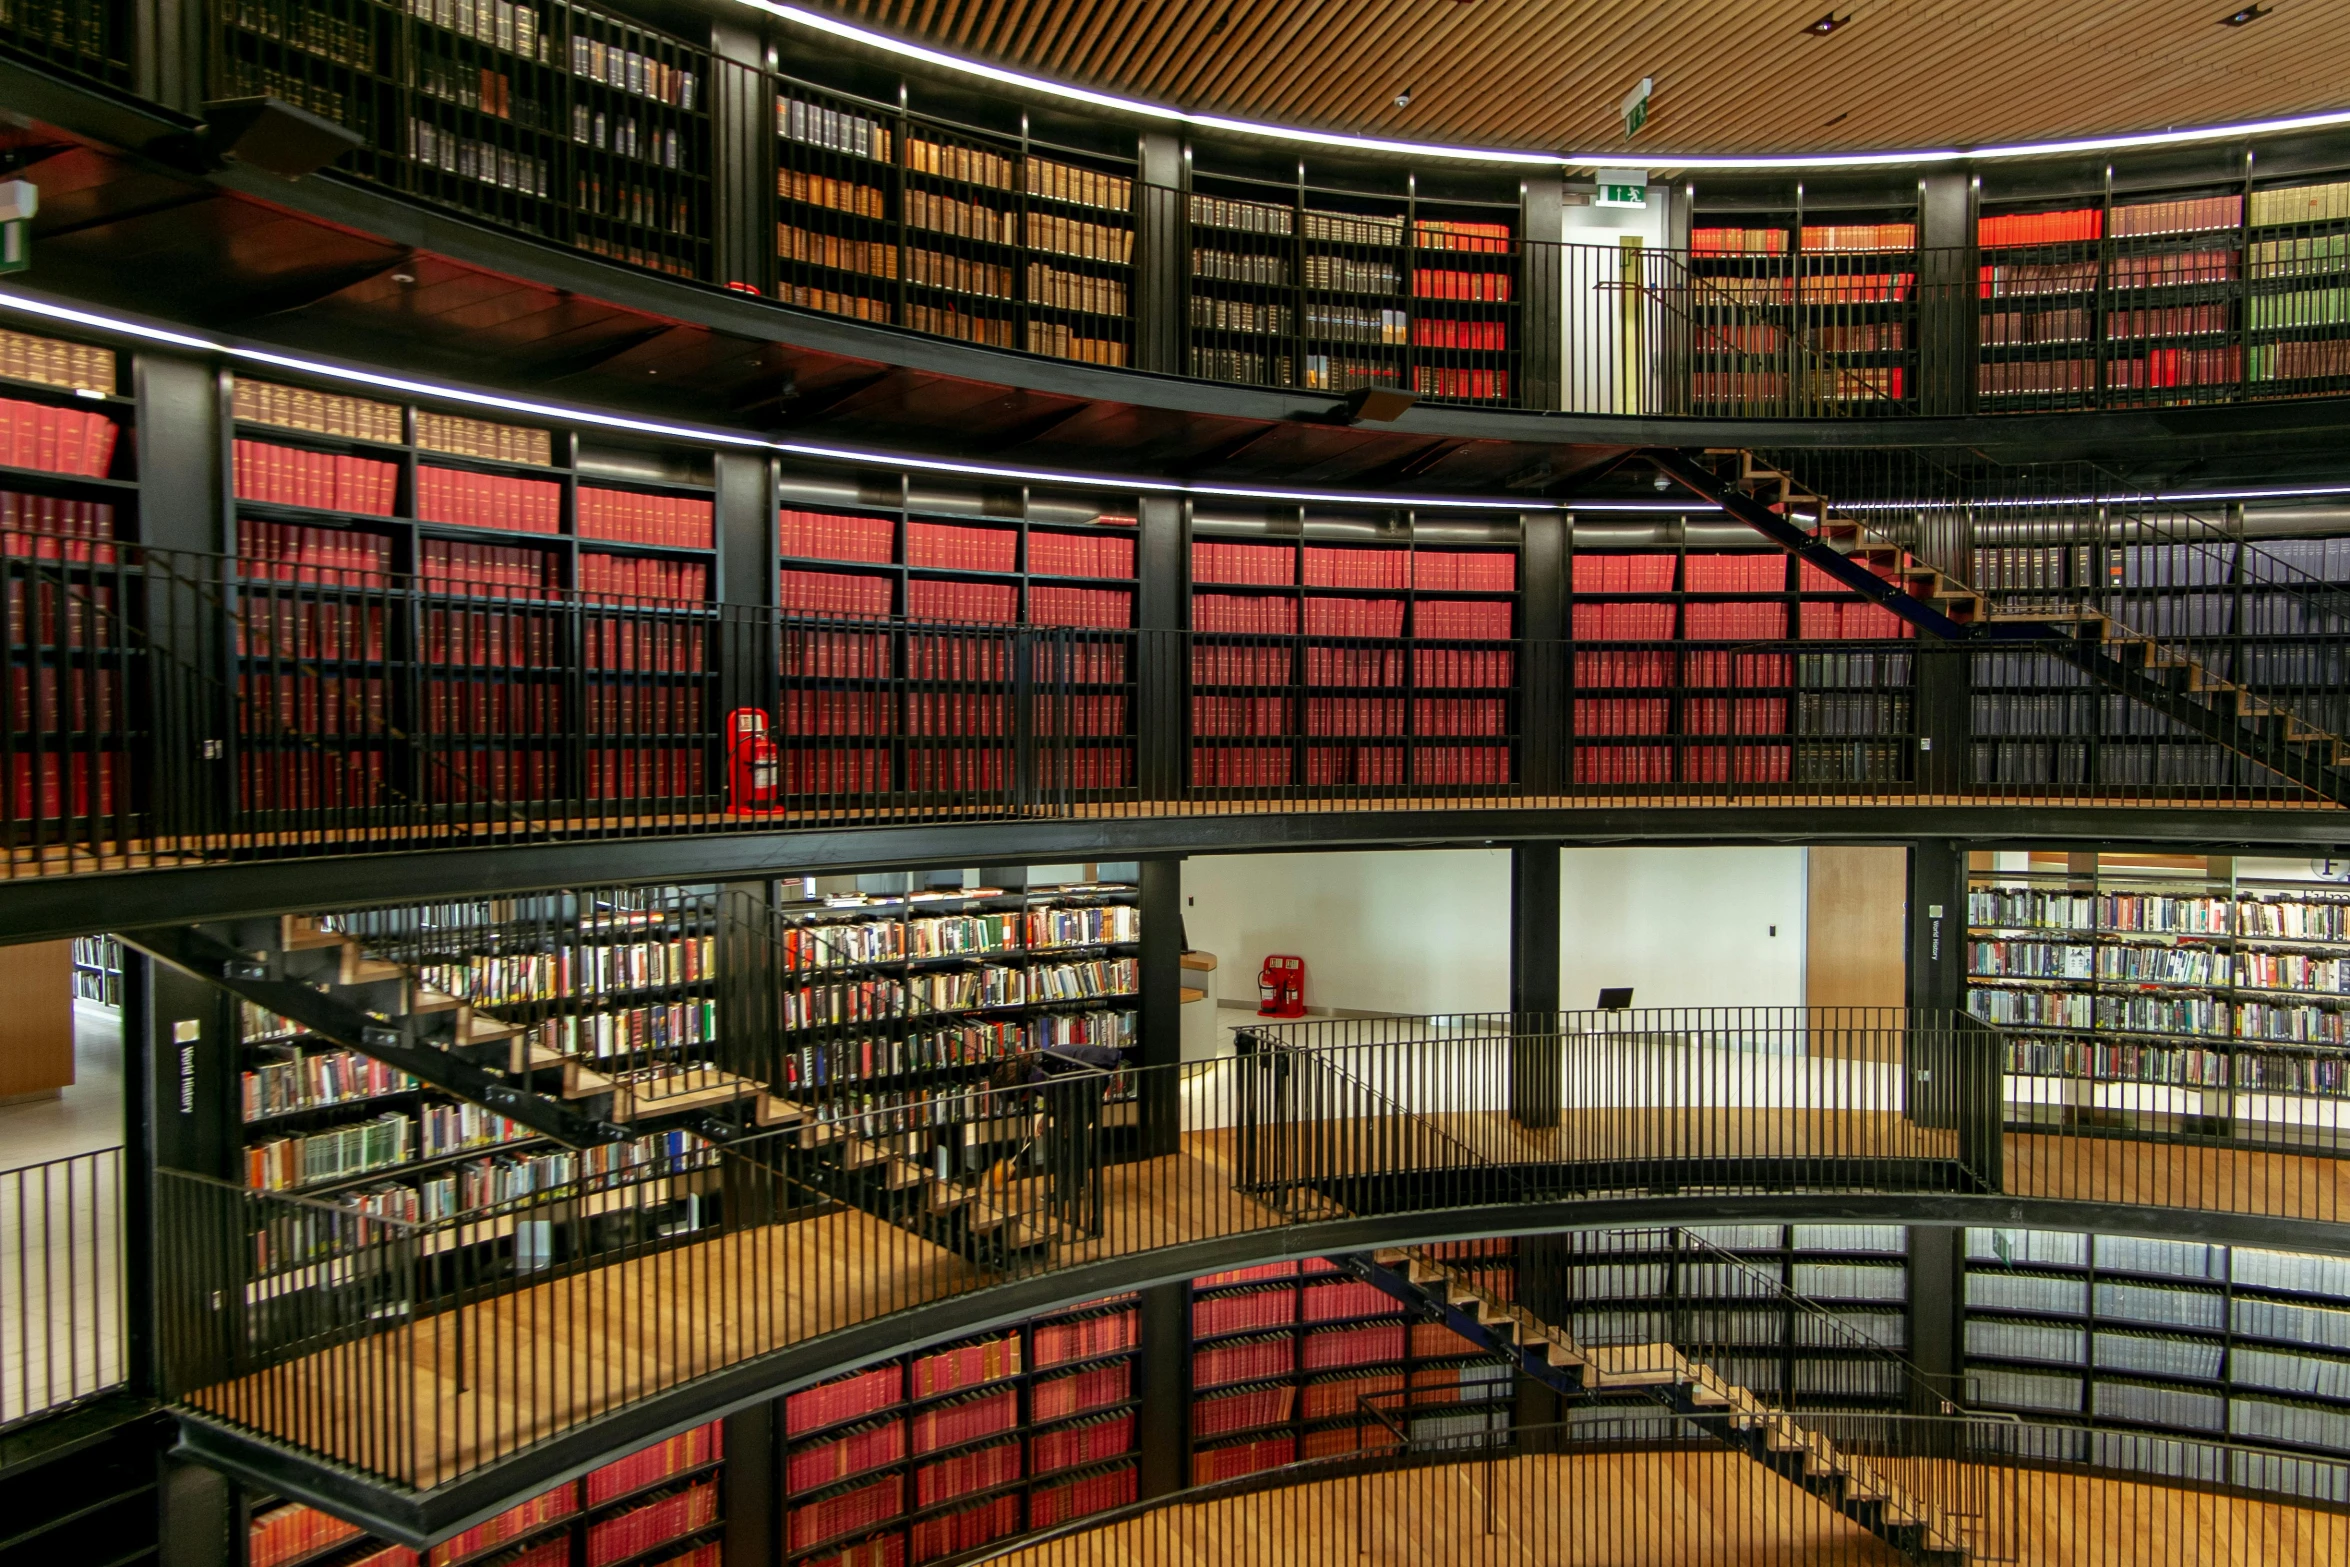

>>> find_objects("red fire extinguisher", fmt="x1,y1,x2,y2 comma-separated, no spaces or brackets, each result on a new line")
725,706,781,813
1257,955,1306,1018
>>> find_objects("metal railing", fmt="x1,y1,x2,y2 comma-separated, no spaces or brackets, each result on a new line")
962,1412,2350,1566
10,535,2346,890
0,1147,127,1428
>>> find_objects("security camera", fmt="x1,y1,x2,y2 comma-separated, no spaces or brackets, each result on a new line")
1394,89,1413,108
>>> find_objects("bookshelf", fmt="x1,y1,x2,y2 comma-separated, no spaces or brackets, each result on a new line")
0,324,135,828
208,0,712,280
72,934,123,1006
1184,166,1519,405
773,74,1139,369
1188,1250,1516,1476
1566,541,1911,788
1534,1227,1914,1419
1685,204,1919,414
767,874,1141,1166
2248,176,2350,398
1187,513,1518,791
226,373,717,814
782,1296,1140,1565
1963,1228,2350,1457
240,1423,724,1567
776,475,1139,800
1968,852,2350,1145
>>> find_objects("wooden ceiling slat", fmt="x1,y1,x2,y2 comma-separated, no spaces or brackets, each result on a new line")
798,0,2350,156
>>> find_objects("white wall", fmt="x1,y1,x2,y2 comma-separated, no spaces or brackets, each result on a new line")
1560,184,1679,414
1181,850,1511,1017
1558,846,1808,1010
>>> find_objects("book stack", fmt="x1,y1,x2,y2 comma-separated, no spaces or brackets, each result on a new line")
1693,227,1788,256
1574,605,1676,642
1299,547,1406,590
1192,541,1293,585
1801,222,1918,253
1798,600,1911,639
1195,1333,1297,1388
1412,368,1509,400
1027,530,1133,578
905,580,1015,623
0,492,116,560
911,1388,1017,1454
1684,554,1786,592
780,569,893,617
0,328,115,395
1196,1382,1296,1436
1197,1287,1298,1336
902,302,1014,346
1031,1362,1131,1420
1305,698,1402,736
913,1336,1021,1397
791,1422,907,1493
239,520,392,584
1025,156,1131,211
1302,598,1403,638
1024,321,1128,365
1190,195,1293,234
248,1503,363,1567
777,98,893,159
577,488,713,548
1683,602,1786,640
1411,318,1508,351
908,1495,1018,1562
0,397,117,477
585,1481,717,1567
1411,269,1509,301
568,36,698,108
1192,594,1296,634
426,1488,579,1567
1190,747,1291,787
1031,1412,1134,1474
1575,554,1678,592
1027,1465,1136,1528
232,440,398,513
578,554,708,601
779,168,886,218
420,538,556,599
1032,1307,1138,1365
904,522,1014,573
415,411,551,466
2111,195,2243,238
243,1050,414,1120
905,187,1012,243
237,751,379,813
914,1441,1020,1507
1414,601,1511,639
1301,1372,1404,1418
417,466,560,533
245,1110,413,1190
1029,585,1131,628
1192,695,1289,737
1980,209,2104,246
1192,1437,1294,1483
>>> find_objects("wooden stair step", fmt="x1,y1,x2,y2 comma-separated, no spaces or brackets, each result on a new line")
278,916,345,951
612,1068,756,1120
1178,950,1218,972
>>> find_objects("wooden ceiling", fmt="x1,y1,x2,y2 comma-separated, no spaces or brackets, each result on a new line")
809,1,2350,157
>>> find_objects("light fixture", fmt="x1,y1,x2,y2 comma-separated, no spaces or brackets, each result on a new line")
741,0,2350,170
2220,4,2271,24
1393,89,1413,108
390,272,415,284
1802,12,1849,35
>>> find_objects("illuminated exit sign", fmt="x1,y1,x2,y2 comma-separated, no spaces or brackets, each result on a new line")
1595,168,1648,209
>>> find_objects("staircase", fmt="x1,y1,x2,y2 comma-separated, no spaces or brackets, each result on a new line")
122,911,1069,1269
1349,1246,1970,1566
1654,446,2350,805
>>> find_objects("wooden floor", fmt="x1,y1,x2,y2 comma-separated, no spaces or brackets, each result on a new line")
984,1449,2350,1565
191,1118,2350,1493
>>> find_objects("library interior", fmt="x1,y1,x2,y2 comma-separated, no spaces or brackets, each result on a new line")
14,2,2350,1563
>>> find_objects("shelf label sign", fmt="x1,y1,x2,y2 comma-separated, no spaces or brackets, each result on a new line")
1620,77,1653,139
1596,168,1649,210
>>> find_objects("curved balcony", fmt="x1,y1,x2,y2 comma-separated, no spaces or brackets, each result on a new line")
148,1008,2350,1540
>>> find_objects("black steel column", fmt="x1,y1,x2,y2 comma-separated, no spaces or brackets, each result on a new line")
709,21,776,294
1906,1224,1966,1413
1513,1234,1573,1445
1915,170,1977,417
1913,634,1972,792
1136,857,1182,1157
134,354,225,555
715,451,776,730
133,0,207,116
119,950,157,1396
1518,510,1567,793
1509,843,1562,1127
1135,1280,1190,1499
1135,495,1184,800
1132,134,1186,377
1518,177,1564,410
721,1403,777,1567
155,1458,231,1567
1907,840,1966,1015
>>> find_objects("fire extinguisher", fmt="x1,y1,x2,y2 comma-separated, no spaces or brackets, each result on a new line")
1256,954,1306,1018
724,706,780,813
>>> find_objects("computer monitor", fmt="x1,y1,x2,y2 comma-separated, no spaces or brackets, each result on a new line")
1596,987,1634,1010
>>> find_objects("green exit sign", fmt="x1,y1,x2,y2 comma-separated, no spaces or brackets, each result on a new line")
0,220,27,276
1598,184,1647,209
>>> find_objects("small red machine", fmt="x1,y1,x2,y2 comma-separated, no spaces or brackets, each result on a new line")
724,706,781,813
1257,954,1306,1018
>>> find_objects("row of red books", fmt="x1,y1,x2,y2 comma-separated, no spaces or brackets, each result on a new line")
417,465,562,535
906,520,1016,574
1410,318,1507,350
1413,366,1509,400
17,665,119,733
1194,544,1519,593
1191,541,1293,586
1029,585,1131,628
1573,697,1790,736
804,1536,904,1567
578,553,709,602
1574,650,1795,687
913,1441,1020,1508
0,397,119,477
0,492,115,562
1193,1333,1296,1388
790,1475,904,1552
1032,1361,1131,1421
1979,208,2103,247
425,1487,578,1567
587,748,706,801
7,751,115,820
1187,646,1515,687
248,1503,363,1567
1027,1464,1136,1528
239,751,380,811
233,440,396,515
579,486,713,549
1041,747,1130,789
1301,1322,1407,1370
587,683,700,735
1197,1261,1339,1289
239,519,392,584
1032,1412,1134,1474
1683,602,1793,640
1033,1307,1137,1367
911,1388,1018,1455
913,1335,1023,1397
421,538,557,598
1301,1280,1399,1321
779,508,896,564
1192,1437,1294,1484
584,1480,717,1567
1574,554,1677,593
1800,600,1913,639
789,1366,905,1436
1194,1383,1297,1437
780,569,892,617
1303,1372,1404,1420
904,578,1017,623
1188,746,1510,789
1573,744,1795,784
1029,529,1134,579
1410,270,1510,301
586,619,708,674
242,673,380,735
909,1494,1018,1564
1195,1287,1299,1336
790,1422,906,1494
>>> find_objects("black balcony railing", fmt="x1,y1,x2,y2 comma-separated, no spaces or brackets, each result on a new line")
0,1147,128,1429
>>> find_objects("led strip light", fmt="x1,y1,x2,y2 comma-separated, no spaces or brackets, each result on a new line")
3,285,2338,515
747,1,2350,172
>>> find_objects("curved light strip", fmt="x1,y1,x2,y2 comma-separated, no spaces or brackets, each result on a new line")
746,1,2350,172
0,288,1556,512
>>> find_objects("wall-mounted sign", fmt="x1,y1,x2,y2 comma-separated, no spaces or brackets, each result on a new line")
1595,168,1649,209
1620,77,1653,138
